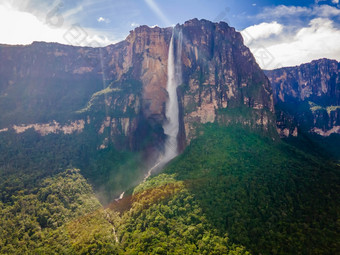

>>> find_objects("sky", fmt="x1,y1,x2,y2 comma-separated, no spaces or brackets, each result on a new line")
0,0,339,69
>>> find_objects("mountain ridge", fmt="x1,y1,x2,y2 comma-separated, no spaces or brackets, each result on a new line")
265,58,340,139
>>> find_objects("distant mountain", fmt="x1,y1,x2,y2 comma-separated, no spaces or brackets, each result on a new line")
265,59,340,138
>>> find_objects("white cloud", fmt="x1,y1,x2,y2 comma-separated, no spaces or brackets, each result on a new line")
257,5,309,19
0,4,65,45
242,18,340,69
97,16,109,23
130,22,139,28
241,22,283,44
244,4,340,69
0,3,115,46
332,0,339,4
256,4,340,19
315,4,340,16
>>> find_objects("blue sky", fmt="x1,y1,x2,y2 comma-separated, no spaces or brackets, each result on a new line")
0,0,339,69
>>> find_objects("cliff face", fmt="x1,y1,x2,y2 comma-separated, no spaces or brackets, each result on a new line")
265,59,340,137
0,19,275,154
0,28,172,151
179,19,274,143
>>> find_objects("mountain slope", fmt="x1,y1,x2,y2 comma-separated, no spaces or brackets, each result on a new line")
1,124,338,254
0,168,119,254
110,124,339,254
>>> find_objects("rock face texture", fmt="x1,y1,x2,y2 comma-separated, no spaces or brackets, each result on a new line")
265,59,340,137
179,19,274,143
0,19,275,154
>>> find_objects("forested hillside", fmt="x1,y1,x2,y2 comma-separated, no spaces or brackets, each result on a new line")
109,124,339,254
0,168,118,254
2,124,337,254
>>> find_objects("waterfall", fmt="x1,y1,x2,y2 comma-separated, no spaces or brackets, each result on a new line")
116,28,183,198
115,29,182,199
143,28,183,182
162,28,182,163
162,30,182,164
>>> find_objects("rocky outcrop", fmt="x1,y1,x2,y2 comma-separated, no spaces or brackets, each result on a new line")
179,19,275,142
265,59,340,137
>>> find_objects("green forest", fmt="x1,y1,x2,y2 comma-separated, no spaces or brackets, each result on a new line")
1,124,339,254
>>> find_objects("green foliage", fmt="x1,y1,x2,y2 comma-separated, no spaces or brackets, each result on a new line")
162,124,340,254
0,77,104,127
217,106,277,137
77,87,122,113
116,178,250,254
76,78,143,117
66,209,120,254
0,123,338,254
86,146,144,204
132,174,178,194
0,128,143,205
326,105,340,114
0,168,117,254
308,101,323,112
309,101,340,114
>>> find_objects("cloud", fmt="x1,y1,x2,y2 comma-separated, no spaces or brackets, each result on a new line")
243,4,340,69
315,4,340,16
130,22,139,28
242,18,340,69
256,4,340,20
0,4,64,45
256,5,309,20
97,16,109,23
0,2,115,47
241,22,283,44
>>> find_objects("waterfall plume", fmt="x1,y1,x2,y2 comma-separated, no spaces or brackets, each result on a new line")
144,28,182,181
162,28,182,163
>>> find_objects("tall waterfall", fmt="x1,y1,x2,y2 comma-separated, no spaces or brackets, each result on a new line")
162,28,182,163
143,28,183,182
